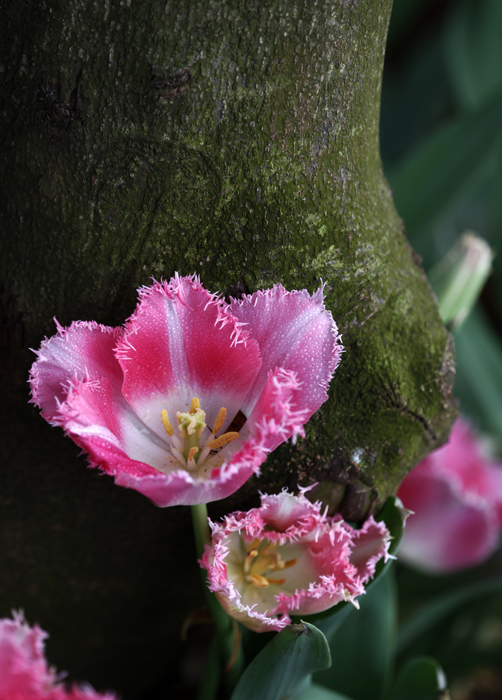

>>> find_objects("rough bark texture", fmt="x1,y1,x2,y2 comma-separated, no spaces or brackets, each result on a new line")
0,0,455,695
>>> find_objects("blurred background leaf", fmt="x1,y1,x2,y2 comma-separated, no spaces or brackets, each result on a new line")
379,1,502,698
454,308,502,439
392,549,502,684
444,0,502,110
387,97,502,264
383,0,502,320
296,685,354,700
386,656,448,700
313,570,397,700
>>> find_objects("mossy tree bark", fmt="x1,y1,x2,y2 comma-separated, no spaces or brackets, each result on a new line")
0,0,455,696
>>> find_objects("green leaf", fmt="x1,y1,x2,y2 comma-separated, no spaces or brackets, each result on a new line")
381,34,451,163
231,622,331,700
387,0,435,48
314,570,397,700
387,97,502,266
305,601,353,640
444,0,502,110
296,683,355,700
396,576,502,655
387,657,447,700
375,497,408,563
453,306,502,437
395,569,502,683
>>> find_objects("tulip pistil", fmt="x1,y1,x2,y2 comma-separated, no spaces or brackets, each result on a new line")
160,397,241,475
244,538,297,588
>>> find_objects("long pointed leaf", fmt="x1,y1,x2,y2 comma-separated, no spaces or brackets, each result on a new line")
231,622,331,700
454,306,502,436
388,97,502,262
296,683,355,700
314,570,397,700
396,576,502,654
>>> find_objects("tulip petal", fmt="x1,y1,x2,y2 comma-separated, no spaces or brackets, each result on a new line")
257,490,327,539
30,320,123,423
201,490,390,631
345,515,393,583
30,276,342,509
0,612,55,697
398,463,498,572
240,366,311,456
116,276,261,441
398,418,502,572
229,284,342,416
113,437,263,507
114,367,319,506
0,612,118,699
59,377,172,478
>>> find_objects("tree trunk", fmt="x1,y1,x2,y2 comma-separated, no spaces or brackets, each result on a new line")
0,0,455,695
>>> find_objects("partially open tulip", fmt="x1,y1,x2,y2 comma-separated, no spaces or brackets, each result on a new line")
200,489,391,631
398,418,502,572
0,612,117,699
30,275,342,507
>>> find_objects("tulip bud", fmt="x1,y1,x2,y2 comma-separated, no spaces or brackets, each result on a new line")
430,232,493,329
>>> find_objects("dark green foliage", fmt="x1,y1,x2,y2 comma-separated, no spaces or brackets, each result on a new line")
231,622,331,700
314,571,397,700
379,0,502,697
387,657,447,700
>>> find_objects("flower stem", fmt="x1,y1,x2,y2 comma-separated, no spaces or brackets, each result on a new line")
191,503,244,696
191,502,212,554
197,635,220,700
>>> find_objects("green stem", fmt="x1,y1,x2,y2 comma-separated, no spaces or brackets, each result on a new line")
191,502,212,554
197,635,221,700
191,503,245,696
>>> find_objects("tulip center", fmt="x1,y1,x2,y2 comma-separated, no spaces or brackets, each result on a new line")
243,538,297,588
160,397,239,475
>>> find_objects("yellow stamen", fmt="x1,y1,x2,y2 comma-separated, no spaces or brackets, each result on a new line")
247,574,270,588
283,558,297,570
208,432,239,450
161,410,174,436
251,555,276,577
213,407,227,435
159,397,242,474
261,543,276,557
245,538,298,588
244,548,259,574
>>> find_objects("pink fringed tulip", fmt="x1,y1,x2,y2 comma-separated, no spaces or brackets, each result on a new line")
200,490,391,632
0,612,117,700
30,275,342,507
398,418,502,573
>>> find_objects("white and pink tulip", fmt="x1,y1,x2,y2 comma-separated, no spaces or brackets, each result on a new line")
0,612,117,700
398,418,502,572
200,490,391,632
30,275,342,507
